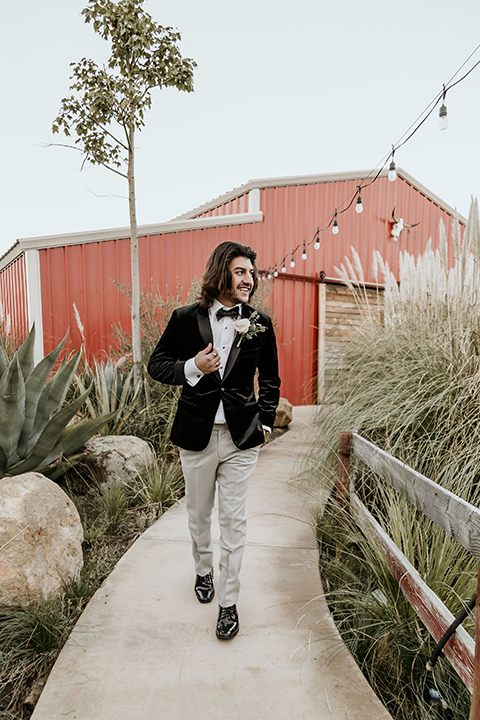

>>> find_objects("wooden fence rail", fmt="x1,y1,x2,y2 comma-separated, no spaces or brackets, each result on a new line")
337,431,480,720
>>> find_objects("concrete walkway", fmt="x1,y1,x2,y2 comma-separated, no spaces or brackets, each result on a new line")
32,406,392,720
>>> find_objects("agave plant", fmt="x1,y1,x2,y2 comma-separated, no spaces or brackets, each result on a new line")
0,326,113,478
74,357,140,436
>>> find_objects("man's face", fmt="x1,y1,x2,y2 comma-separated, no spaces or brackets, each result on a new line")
218,256,254,306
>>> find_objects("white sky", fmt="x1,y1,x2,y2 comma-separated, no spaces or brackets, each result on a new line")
1,0,479,259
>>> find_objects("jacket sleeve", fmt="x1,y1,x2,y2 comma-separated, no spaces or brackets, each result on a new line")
256,317,281,429
147,310,187,386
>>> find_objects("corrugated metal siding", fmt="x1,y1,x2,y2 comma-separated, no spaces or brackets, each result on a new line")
257,176,458,284
34,174,462,405
0,253,29,344
40,240,132,356
192,193,249,219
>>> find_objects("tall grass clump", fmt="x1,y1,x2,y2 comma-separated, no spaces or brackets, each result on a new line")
311,199,480,719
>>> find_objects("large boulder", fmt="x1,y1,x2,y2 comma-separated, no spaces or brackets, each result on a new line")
274,397,293,428
0,473,83,608
83,435,156,487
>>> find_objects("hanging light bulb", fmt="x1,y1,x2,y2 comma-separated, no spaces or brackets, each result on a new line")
438,85,448,130
388,148,397,182
290,254,295,268
282,262,286,273
301,243,307,260
273,265,278,277
332,212,339,235
267,271,272,280
356,189,363,214
314,230,320,249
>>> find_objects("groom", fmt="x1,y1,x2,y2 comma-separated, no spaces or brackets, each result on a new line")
147,241,280,640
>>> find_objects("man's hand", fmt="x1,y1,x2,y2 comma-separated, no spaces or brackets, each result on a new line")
194,343,221,375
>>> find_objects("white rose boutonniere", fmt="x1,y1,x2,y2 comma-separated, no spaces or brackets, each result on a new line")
234,310,267,347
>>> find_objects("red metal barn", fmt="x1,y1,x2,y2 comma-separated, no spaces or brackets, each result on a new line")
0,169,465,405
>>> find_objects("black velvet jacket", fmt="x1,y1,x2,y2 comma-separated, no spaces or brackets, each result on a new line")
147,302,281,451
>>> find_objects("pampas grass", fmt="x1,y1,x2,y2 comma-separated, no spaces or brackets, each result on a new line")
310,199,480,719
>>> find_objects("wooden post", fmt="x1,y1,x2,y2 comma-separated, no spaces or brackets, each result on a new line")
337,431,352,507
317,281,326,403
469,564,480,720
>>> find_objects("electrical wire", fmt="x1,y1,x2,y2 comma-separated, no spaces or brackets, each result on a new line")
264,43,480,275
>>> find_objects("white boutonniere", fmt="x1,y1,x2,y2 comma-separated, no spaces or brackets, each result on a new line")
235,310,267,347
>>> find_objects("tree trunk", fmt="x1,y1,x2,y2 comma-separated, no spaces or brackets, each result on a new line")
127,125,143,392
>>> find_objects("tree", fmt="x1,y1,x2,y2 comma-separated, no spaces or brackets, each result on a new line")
52,0,196,392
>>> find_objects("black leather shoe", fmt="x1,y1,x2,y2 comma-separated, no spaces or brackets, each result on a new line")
216,605,239,640
194,572,214,603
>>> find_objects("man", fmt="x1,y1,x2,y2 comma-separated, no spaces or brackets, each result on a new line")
148,241,280,640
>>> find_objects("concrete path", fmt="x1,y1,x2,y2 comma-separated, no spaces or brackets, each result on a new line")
32,406,392,720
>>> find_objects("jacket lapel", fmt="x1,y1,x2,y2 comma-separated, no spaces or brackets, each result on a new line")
197,305,213,348
223,305,253,380
197,305,221,383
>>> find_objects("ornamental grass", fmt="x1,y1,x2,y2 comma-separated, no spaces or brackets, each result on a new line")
310,199,480,719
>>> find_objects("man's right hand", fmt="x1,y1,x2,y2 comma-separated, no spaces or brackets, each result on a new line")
194,343,221,375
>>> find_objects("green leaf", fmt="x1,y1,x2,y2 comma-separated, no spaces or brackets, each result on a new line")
15,325,36,381
0,356,25,464
0,444,7,478
0,344,8,379
47,411,117,463
28,349,81,453
17,334,69,458
8,384,92,475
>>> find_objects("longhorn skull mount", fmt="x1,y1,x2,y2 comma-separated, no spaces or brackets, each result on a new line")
390,206,420,241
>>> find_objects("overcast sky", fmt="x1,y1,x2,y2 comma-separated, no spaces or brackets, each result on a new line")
1,0,479,259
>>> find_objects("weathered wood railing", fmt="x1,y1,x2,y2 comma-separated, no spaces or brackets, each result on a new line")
337,431,480,720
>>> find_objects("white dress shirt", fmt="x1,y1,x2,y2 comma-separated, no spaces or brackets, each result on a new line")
184,299,241,424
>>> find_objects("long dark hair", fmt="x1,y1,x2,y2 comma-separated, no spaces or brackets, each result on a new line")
199,241,259,307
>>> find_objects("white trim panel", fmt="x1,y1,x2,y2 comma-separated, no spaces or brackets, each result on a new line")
24,249,44,363
0,211,263,271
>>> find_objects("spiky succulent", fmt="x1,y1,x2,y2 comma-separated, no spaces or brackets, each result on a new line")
0,326,113,478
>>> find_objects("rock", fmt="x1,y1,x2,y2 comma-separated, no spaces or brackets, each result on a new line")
274,397,293,428
0,473,83,609
83,435,156,487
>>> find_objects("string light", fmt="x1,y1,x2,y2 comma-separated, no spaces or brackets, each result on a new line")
388,147,397,182
438,85,448,130
332,212,339,235
261,46,480,282
355,188,363,214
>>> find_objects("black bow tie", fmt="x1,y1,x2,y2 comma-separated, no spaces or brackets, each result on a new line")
216,306,240,321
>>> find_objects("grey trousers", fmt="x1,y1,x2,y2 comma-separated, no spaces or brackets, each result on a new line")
180,424,260,607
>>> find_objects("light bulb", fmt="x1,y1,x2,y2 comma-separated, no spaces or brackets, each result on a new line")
267,271,272,280
314,231,320,249
438,103,448,130
356,194,363,214
332,218,339,235
290,255,295,268
301,245,307,260
273,266,278,277
388,159,396,182
282,263,286,273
